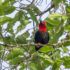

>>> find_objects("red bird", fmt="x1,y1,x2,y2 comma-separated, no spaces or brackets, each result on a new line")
34,20,49,51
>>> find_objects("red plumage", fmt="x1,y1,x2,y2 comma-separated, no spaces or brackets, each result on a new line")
34,20,49,51
39,21,47,32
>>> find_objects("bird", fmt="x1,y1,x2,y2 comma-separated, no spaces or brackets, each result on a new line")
34,20,49,51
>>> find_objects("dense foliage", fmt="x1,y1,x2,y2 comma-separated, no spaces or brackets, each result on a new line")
0,0,70,70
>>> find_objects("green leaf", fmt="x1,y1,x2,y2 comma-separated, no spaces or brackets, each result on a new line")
62,46,68,53
29,61,43,70
0,0,2,5
49,13,62,19
15,11,31,34
46,18,59,26
16,31,29,44
50,26,64,43
2,0,9,6
63,41,70,47
0,0,15,15
16,37,27,44
52,60,61,70
63,0,66,3
53,0,61,8
49,13,67,21
9,0,15,5
40,58,52,68
6,48,24,60
27,9,38,24
40,46,54,53
0,46,4,58
4,6,15,15
50,49,61,59
61,56,70,68
19,65,25,70
16,20,31,34
65,25,70,31
0,6,15,16
33,7,40,14
66,4,70,13
15,11,24,21
4,36,16,44
6,18,17,34
38,53,54,64
9,56,24,65
0,17,12,25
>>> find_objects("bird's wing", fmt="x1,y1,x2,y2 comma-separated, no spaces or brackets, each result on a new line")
34,31,42,43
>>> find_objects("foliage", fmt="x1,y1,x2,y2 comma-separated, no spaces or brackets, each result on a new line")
0,0,70,70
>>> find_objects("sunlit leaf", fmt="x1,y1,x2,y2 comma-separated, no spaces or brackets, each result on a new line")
38,53,54,64
0,17,12,25
40,45,54,53
65,25,70,31
0,0,2,5
49,13,67,21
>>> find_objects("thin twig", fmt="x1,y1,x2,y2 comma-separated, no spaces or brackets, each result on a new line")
36,4,54,16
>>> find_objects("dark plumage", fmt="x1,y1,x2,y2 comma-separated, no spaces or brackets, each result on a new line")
35,31,49,51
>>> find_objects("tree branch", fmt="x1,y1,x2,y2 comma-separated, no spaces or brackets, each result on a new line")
19,1,54,16
36,4,54,16
0,40,70,52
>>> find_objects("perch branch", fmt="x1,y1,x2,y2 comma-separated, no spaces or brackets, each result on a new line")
0,40,70,52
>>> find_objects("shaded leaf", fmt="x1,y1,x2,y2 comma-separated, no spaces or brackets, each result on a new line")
50,49,61,59
6,48,24,60
0,6,15,16
52,60,62,70
9,56,24,65
29,62,43,70
4,36,16,44
53,0,61,8
62,46,68,53
0,46,4,58
27,9,38,24
33,7,40,14
61,56,70,68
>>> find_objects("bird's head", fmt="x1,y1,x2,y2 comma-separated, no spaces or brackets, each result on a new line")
39,20,47,32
